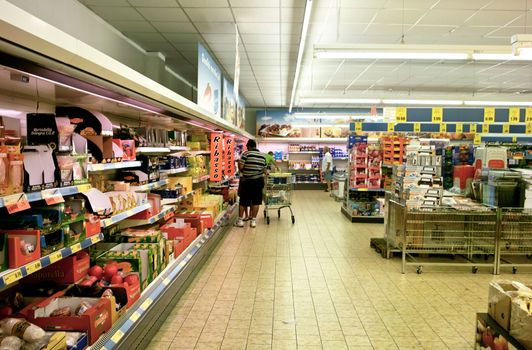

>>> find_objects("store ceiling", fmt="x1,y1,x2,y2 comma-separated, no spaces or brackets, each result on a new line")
78,0,532,108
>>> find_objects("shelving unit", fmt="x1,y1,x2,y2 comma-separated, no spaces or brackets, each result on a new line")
100,203,152,228
159,167,188,175
0,233,104,289
135,147,172,154
160,191,195,205
168,146,190,152
193,175,211,184
87,161,142,172
119,205,176,229
130,180,169,192
0,183,91,208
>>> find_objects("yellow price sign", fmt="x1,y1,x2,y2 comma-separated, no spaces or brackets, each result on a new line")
111,330,124,343
3,270,23,285
355,122,362,132
432,107,443,123
129,311,141,322
474,134,482,145
526,108,532,122
387,123,395,132
413,123,421,133
25,260,42,275
91,235,100,244
70,243,82,253
509,108,520,123
470,124,477,133
503,124,510,134
482,124,490,134
139,298,153,311
440,124,447,133
396,107,407,122
512,136,517,142
49,251,63,264
456,123,463,133
484,107,495,123
526,122,532,134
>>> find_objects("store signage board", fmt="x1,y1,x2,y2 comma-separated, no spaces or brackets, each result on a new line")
197,43,222,118
484,108,495,123
395,107,407,122
431,108,443,123
509,108,520,123
210,132,223,182
222,78,237,126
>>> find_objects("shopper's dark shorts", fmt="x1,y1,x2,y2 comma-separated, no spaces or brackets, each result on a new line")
239,177,264,206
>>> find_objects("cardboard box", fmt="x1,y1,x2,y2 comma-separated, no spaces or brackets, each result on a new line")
2,229,41,268
510,296,532,349
488,280,532,331
20,293,112,345
43,331,67,350
25,252,90,284
475,313,525,350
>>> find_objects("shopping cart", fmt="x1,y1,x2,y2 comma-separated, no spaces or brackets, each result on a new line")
263,173,295,224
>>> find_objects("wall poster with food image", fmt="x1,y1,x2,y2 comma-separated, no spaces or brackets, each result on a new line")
197,43,222,118
256,109,380,138
222,78,236,125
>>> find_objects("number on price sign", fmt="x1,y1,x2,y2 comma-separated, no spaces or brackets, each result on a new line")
396,107,407,122
25,260,42,274
456,123,463,134
41,189,64,205
413,123,421,133
470,124,477,133
484,108,495,123
432,107,443,123
3,270,23,285
526,108,532,122
509,108,520,123
503,124,510,134
91,235,100,244
482,124,490,134
355,122,362,132
440,124,446,133
70,243,81,253
4,193,30,214
387,123,394,132
474,134,482,145
163,211,174,221
526,122,532,134
49,251,63,264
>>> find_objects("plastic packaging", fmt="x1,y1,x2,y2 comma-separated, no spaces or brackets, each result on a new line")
0,335,23,349
0,319,45,343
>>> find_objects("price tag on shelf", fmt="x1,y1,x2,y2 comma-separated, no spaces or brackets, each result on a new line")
41,189,64,205
526,108,532,122
474,134,482,145
49,251,63,264
90,235,100,244
4,193,30,214
3,270,23,285
396,107,407,122
456,123,463,134
470,124,477,134
413,123,421,133
110,330,124,344
503,124,510,134
440,123,446,133
25,260,42,275
355,122,362,132
509,108,520,123
484,107,495,123
527,122,532,134
432,107,443,123
130,311,141,322
387,123,394,132
163,211,174,221
512,136,517,142
162,278,170,286
482,124,490,134
70,243,82,254
139,298,153,311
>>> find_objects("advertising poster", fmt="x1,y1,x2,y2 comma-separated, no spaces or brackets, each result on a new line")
222,78,236,125
209,132,223,181
256,109,381,138
197,43,221,118
224,136,235,177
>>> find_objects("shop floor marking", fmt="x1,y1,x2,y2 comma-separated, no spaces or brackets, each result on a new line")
111,330,124,343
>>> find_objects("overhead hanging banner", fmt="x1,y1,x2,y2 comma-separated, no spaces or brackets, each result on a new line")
209,132,223,182
222,78,236,125
224,136,235,177
197,43,221,118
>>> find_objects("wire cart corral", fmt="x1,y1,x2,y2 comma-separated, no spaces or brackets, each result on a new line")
263,173,295,224
497,208,532,274
386,200,500,274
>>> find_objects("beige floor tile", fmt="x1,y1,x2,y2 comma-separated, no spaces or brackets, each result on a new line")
146,341,171,350
194,342,221,350
247,333,272,346
170,336,198,349
220,338,246,350
271,338,297,350
296,334,322,346
322,340,348,349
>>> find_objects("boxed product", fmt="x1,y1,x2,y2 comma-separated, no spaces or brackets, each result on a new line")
475,314,523,350
20,291,113,345
23,145,58,192
25,252,90,285
41,229,65,256
2,229,41,268
488,280,532,331
66,284,130,323
65,332,88,350
172,176,192,194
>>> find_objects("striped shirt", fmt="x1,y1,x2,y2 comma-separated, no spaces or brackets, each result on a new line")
239,150,266,180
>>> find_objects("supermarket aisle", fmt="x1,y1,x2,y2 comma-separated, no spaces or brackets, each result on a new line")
148,191,532,350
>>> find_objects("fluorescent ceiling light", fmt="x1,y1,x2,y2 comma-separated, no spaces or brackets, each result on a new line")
464,100,532,107
382,99,463,105
315,51,469,60
299,98,380,105
472,53,532,61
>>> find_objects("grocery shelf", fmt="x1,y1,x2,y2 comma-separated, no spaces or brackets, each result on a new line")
289,168,320,171
349,188,385,192
341,206,384,223
135,147,171,154
100,203,152,228
168,146,190,152
87,161,142,172
160,191,194,206
257,137,347,143
288,151,320,154
130,180,168,192
187,150,210,156
0,183,92,209
193,175,210,183
94,203,238,350
0,233,104,290
295,181,322,184
119,205,176,229
209,176,236,186
159,167,188,175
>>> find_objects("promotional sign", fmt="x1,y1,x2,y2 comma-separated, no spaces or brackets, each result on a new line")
222,78,236,125
224,136,235,177
209,132,223,182
234,25,240,100
197,43,221,118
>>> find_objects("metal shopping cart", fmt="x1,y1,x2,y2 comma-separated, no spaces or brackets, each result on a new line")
263,173,295,224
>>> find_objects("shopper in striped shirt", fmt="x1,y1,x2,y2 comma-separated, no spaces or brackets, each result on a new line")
236,139,267,228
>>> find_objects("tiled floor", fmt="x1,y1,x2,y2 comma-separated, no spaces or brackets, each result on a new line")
148,191,532,350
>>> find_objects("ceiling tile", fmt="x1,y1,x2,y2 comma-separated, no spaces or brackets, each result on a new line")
163,33,203,43
418,9,477,26
109,20,156,32
87,6,145,21
195,22,236,34
125,32,168,42
185,8,234,21
282,0,306,7
281,21,303,35
244,43,282,52
340,0,387,8
483,0,532,10
338,8,379,23
373,8,427,25
434,0,495,10
241,34,280,44
136,7,188,21
230,0,279,6
466,11,522,26
178,0,228,7
79,0,130,6
237,22,280,35
129,0,178,6
203,33,237,44
151,21,196,33
233,8,279,22
281,6,305,22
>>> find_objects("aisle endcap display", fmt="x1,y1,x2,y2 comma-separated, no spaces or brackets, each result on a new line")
0,233,103,289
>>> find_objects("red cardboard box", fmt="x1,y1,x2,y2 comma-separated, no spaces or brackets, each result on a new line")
85,215,101,238
20,291,112,345
160,222,192,240
25,252,89,284
108,282,140,309
184,217,204,237
173,239,186,258
2,229,41,268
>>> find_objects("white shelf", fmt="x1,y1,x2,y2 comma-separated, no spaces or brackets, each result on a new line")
130,180,168,192
258,137,347,143
119,205,176,229
136,147,171,154
0,184,92,209
193,175,211,183
159,167,188,175
169,146,190,151
100,203,151,228
88,161,142,172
